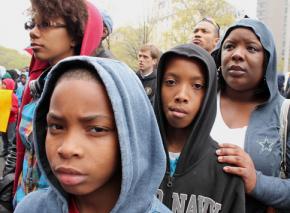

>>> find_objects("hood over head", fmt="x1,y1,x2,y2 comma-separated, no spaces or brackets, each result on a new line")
101,10,113,35
33,56,166,212
2,78,15,90
14,2,104,194
212,18,278,102
22,1,103,106
154,43,217,174
2,72,12,80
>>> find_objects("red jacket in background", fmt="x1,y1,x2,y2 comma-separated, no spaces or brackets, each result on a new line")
13,1,104,193
2,78,18,123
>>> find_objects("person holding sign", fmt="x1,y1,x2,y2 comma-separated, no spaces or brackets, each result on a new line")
0,79,18,158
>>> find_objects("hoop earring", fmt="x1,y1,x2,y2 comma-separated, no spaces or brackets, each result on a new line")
217,66,222,78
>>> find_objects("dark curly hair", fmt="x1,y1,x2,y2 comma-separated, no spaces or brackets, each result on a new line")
29,0,88,54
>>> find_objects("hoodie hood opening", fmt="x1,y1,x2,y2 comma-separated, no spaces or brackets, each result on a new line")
212,18,278,103
33,56,167,212
155,44,218,174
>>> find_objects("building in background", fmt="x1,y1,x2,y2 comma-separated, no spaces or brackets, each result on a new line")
150,0,175,50
257,0,290,72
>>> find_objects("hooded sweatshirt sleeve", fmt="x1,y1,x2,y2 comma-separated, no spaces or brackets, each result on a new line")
212,18,290,211
251,169,290,209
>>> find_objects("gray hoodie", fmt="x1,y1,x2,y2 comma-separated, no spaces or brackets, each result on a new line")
213,18,290,212
14,56,170,213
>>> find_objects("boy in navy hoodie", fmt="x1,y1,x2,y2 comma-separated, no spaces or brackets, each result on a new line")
155,44,245,212
15,56,170,213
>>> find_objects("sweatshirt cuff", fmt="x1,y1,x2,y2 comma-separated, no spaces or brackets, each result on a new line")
250,171,265,199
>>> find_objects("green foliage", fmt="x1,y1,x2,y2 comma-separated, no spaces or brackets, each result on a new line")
108,0,237,69
278,58,290,73
162,0,236,47
0,46,30,69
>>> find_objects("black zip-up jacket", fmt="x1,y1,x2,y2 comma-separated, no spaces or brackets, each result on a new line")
136,69,157,105
154,44,246,213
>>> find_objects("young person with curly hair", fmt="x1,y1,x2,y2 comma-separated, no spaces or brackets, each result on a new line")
3,0,103,210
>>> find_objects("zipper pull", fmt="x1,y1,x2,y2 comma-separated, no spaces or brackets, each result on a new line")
167,175,174,188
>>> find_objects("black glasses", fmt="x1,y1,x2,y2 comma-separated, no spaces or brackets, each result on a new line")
24,20,67,31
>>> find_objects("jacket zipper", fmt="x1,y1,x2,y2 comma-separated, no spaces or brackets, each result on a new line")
165,174,174,208
167,175,174,188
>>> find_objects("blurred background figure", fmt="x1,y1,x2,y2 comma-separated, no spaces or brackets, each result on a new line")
95,10,115,58
136,44,161,104
284,73,290,98
16,72,27,106
192,17,220,53
5,70,19,91
0,66,6,79
277,73,285,96
0,79,18,158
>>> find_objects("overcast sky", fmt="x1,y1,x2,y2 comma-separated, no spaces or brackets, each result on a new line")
0,0,257,52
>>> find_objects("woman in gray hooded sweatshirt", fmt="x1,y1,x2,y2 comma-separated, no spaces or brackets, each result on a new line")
212,18,290,212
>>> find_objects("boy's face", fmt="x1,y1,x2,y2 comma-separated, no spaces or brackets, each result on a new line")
138,50,157,73
20,76,27,85
161,57,206,129
46,77,120,196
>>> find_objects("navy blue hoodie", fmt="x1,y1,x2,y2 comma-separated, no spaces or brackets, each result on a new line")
155,44,245,213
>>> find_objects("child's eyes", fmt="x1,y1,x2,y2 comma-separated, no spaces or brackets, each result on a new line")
164,79,176,86
192,83,205,90
47,124,63,134
89,126,110,133
47,124,62,129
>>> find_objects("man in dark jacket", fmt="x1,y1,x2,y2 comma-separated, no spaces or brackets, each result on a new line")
136,44,161,104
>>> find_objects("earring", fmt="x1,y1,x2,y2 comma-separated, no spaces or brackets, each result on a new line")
217,66,222,78
70,41,76,48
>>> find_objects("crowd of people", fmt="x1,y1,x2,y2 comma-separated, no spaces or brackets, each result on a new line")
0,0,290,213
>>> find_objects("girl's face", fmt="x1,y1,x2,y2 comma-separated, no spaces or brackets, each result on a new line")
46,76,120,197
221,28,265,92
29,12,75,65
1,82,6,89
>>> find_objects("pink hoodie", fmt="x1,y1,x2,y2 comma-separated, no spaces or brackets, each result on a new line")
2,78,18,123
14,1,103,193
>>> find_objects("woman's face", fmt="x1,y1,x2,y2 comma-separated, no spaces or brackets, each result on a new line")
221,28,265,92
29,13,75,65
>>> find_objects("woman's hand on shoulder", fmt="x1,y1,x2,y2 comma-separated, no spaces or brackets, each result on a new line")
216,143,256,193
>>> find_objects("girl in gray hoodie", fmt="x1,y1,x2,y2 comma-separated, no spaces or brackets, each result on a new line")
14,56,170,213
